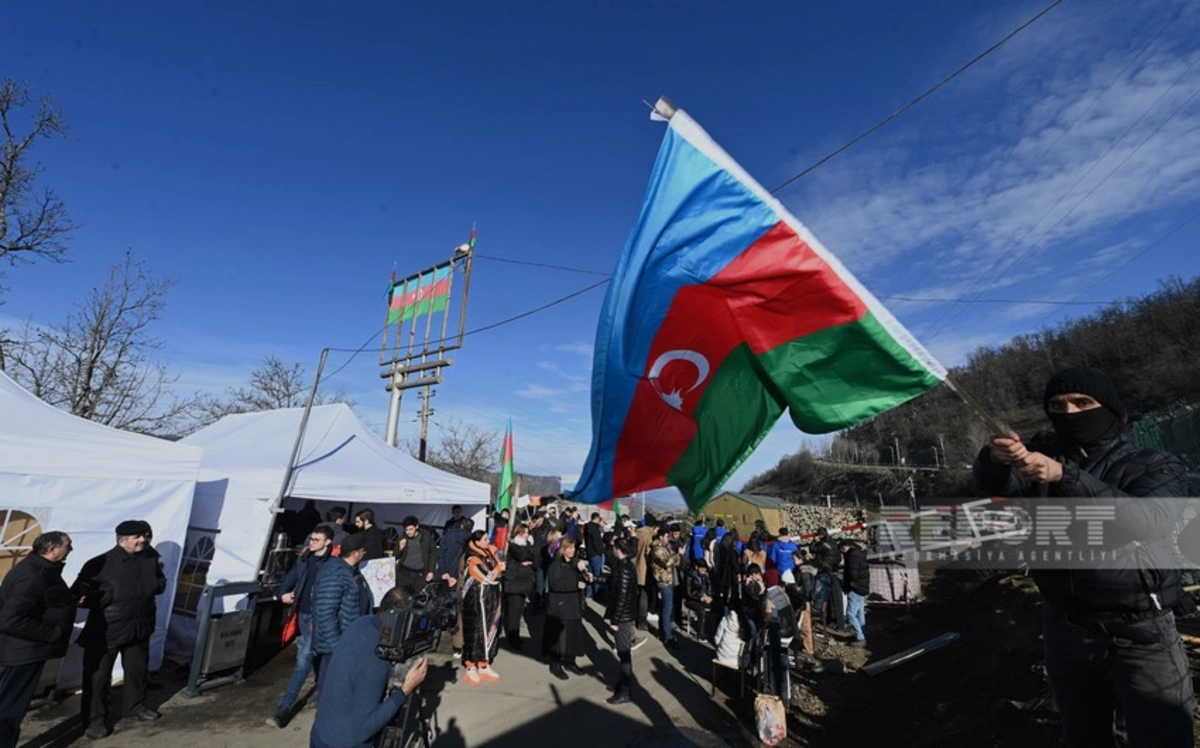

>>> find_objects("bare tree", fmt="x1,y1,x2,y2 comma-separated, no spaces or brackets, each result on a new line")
406,416,498,482
196,355,355,426
5,251,196,434
0,79,74,281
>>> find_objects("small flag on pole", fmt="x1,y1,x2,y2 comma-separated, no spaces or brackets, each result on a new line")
496,418,515,512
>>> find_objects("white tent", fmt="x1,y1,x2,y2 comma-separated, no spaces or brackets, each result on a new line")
169,403,490,651
0,371,201,683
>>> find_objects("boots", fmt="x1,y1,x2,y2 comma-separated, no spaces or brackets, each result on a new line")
606,689,631,705
549,661,569,681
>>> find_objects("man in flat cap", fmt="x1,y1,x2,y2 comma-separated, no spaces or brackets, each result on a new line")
71,520,166,740
975,367,1193,748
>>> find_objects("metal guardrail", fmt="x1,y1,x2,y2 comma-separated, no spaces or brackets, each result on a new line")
183,581,264,698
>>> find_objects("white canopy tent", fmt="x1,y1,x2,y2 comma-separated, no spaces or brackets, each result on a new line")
169,403,490,651
0,371,201,684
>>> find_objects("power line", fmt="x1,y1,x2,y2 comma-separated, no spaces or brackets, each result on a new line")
1034,206,1200,328
469,257,1118,306
458,277,610,339
883,296,1110,305
322,277,611,382
768,0,1064,195
474,254,610,276
923,55,1200,343
917,6,1183,341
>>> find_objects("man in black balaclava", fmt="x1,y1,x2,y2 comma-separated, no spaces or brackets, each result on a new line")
974,366,1193,748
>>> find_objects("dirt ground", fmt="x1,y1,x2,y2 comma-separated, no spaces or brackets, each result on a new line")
784,562,1200,748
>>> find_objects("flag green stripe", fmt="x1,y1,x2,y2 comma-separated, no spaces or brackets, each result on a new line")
666,311,940,509
398,294,450,322
766,310,942,432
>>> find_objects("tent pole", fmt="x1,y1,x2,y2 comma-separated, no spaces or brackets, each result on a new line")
253,347,330,580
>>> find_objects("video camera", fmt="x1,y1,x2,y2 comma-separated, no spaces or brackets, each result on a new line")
375,580,459,663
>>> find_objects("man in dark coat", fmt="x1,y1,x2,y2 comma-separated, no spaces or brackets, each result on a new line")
268,525,334,728
975,367,1194,748
394,517,437,593
72,520,166,739
583,512,605,599
352,510,385,561
838,539,870,647
809,528,845,632
312,532,372,669
0,532,75,748
604,538,638,704
530,512,551,609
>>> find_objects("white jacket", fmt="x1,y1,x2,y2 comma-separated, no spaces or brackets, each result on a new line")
713,608,745,666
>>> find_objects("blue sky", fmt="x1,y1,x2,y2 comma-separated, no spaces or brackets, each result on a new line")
5,0,1200,511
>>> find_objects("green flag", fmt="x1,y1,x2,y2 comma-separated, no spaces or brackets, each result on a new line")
496,418,514,512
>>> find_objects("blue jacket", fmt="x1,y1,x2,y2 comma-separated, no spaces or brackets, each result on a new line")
771,539,798,576
691,526,707,561
279,551,331,614
310,614,406,748
312,559,371,655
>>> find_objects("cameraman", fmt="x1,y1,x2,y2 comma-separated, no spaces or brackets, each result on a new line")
310,587,428,748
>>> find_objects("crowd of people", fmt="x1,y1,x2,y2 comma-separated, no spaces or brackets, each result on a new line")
0,366,1193,748
258,498,878,745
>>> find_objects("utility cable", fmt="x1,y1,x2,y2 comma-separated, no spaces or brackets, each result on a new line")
768,0,1064,194
322,277,611,382
923,54,1200,342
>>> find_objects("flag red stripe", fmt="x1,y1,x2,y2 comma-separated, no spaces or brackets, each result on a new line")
612,221,867,493
390,277,452,310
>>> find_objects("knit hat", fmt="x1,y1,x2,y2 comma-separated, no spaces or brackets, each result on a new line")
115,520,151,537
1043,367,1125,420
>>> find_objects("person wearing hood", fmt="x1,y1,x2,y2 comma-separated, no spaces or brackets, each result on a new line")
974,366,1192,748
0,532,75,748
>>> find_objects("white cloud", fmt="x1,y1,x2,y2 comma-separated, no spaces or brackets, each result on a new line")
783,5,1200,335
554,342,594,358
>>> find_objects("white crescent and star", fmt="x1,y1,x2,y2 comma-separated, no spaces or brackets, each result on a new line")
647,349,711,411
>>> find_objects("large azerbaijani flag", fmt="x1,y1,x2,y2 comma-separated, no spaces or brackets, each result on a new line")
387,265,452,324
570,102,947,512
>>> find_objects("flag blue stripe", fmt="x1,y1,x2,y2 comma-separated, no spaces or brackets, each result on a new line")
570,125,777,503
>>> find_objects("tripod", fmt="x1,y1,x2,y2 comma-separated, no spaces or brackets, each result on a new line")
375,687,432,748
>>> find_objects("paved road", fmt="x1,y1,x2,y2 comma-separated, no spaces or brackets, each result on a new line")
18,601,753,747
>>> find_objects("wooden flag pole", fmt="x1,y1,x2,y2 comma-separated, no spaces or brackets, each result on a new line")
942,377,1013,437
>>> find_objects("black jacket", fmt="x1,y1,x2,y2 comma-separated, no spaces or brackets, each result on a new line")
531,522,552,561
605,558,638,624
0,554,76,666
974,435,1187,615
685,568,713,603
583,522,605,558
503,541,537,597
546,557,584,622
810,538,841,574
357,526,385,561
395,528,437,576
72,546,166,650
841,544,870,596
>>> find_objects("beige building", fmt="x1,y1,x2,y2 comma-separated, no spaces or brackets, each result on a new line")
703,492,786,533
